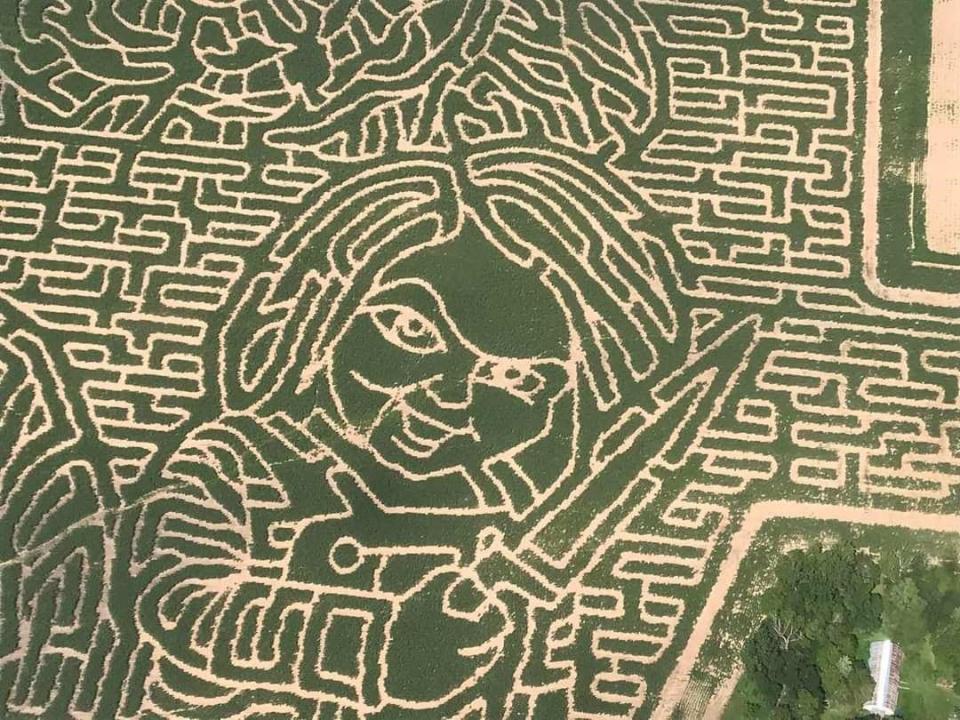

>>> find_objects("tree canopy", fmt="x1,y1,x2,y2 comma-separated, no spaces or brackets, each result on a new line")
735,541,960,720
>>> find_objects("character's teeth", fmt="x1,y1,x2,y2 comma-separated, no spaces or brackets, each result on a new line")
390,406,460,459
392,433,440,459
405,412,450,442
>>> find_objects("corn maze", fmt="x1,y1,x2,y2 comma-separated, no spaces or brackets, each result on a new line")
1,1,958,718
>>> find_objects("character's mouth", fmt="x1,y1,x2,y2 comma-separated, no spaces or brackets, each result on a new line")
390,401,474,459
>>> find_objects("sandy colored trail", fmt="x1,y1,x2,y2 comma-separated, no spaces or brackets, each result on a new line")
651,500,960,720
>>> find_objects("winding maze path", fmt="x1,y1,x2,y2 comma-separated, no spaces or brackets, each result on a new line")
0,1,958,718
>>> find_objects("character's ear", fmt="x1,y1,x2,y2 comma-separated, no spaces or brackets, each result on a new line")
218,271,332,413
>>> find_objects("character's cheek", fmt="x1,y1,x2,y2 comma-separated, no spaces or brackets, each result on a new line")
468,383,552,450
332,316,445,390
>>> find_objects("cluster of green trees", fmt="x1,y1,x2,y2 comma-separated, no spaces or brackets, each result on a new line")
735,541,960,719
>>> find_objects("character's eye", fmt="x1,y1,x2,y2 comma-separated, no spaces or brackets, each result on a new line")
367,305,447,355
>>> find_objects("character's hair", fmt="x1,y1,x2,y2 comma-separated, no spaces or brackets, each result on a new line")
218,160,462,412
466,147,680,409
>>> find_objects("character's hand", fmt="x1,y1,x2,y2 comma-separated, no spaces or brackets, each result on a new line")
382,568,512,708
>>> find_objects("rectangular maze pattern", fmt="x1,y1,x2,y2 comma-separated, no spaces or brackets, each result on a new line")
0,1,958,719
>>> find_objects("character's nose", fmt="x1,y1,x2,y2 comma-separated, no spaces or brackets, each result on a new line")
423,366,474,409
401,373,474,437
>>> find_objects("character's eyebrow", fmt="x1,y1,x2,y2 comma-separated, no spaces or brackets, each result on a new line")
361,279,447,322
